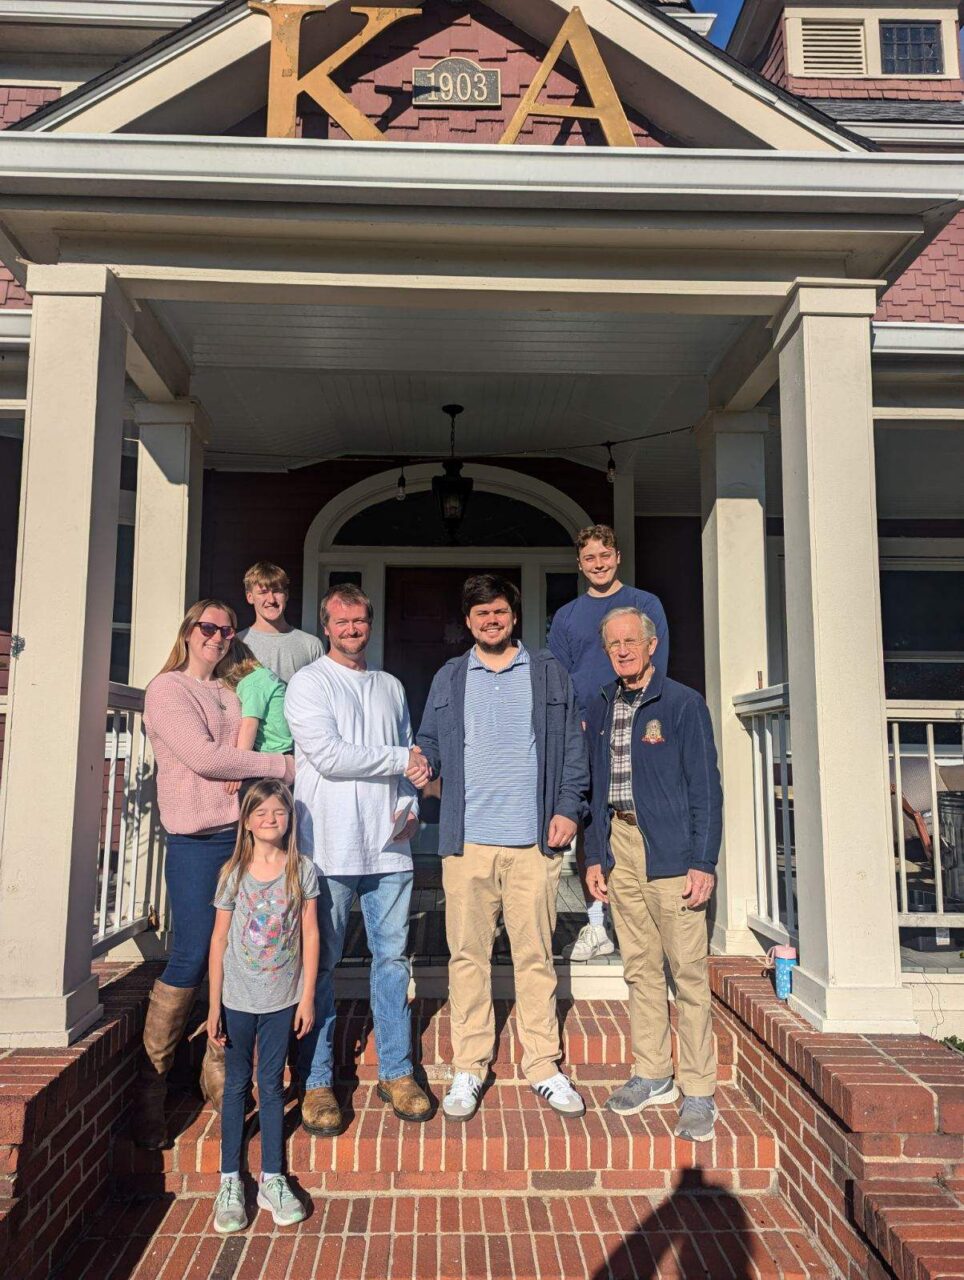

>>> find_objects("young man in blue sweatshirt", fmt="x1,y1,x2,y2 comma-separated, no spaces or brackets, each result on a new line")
548,524,669,961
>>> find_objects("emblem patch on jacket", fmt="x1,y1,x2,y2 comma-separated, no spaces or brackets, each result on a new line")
642,719,665,744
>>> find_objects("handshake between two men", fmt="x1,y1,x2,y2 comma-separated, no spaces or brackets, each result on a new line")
402,745,577,851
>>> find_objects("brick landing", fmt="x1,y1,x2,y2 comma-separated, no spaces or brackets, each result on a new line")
57,1187,831,1279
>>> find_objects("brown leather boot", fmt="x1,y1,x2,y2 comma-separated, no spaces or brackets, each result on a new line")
377,1075,432,1123
200,1039,226,1114
301,1086,343,1136
131,980,197,1149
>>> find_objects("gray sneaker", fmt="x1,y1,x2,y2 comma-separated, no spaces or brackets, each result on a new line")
605,1075,679,1115
257,1174,306,1226
213,1176,247,1234
674,1095,718,1142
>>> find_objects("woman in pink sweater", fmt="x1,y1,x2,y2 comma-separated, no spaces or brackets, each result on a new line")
133,599,296,1150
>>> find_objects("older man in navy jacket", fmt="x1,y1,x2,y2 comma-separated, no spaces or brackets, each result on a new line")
585,606,722,1142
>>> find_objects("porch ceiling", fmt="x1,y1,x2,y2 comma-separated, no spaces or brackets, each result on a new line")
154,298,738,485
158,299,742,375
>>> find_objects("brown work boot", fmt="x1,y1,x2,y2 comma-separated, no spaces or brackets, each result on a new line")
377,1075,432,1123
131,980,197,1149
200,1039,226,1114
301,1086,343,1136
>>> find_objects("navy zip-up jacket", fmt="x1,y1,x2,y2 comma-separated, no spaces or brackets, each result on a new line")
416,647,589,857
584,669,723,878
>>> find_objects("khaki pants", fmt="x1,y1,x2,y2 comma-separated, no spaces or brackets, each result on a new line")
607,817,716,1096
443,843,563,1085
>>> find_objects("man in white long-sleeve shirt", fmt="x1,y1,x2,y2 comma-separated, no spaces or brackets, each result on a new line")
285,584,432,1133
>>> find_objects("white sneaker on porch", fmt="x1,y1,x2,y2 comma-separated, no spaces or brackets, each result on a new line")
569,923,615,962
442,1071,483,1121
532,1073,586,1116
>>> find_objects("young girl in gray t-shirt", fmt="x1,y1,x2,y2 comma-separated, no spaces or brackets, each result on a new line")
207,779,319,1234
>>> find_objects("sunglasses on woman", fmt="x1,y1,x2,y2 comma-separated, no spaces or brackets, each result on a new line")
194,621,236,640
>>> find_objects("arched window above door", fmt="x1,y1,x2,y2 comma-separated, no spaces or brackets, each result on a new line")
334,489,572,547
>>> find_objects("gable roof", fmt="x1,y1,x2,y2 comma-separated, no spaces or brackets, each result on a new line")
11,0,869,151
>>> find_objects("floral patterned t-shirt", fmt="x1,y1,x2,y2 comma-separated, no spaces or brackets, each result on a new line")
215,856,319,1014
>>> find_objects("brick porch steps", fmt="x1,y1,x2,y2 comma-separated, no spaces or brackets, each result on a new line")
854,1179,964,1280
113,1000,761,1199
57,1188,834,1280
334,998,737,1082
113,1081,778,1198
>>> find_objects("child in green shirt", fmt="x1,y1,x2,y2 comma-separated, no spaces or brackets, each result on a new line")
221,643,294,763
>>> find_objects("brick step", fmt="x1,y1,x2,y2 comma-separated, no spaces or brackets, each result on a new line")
60,1189,833,1279
854,1178,964,1280
112,1082,778,1199
318,998,735,1081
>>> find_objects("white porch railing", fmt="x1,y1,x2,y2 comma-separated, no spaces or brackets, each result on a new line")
887,701,964,932
733,684,796,947
92,682,163,957
735,687,964,947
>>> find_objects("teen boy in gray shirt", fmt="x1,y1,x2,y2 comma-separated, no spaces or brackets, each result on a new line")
237,560,324,683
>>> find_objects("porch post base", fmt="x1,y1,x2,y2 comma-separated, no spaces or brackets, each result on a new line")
710,921,765,957
0,975,103,1048
788,968,919,1035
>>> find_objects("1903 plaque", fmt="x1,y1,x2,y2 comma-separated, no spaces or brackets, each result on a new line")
412,57,501,108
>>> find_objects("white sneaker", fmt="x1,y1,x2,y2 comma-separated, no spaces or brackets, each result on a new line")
569,923,615,962
532,1073,586,1117
442,1071,482,1121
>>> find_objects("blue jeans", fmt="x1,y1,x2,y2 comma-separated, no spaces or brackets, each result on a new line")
161,827,237,988
221,1004,294,1176
298,871,413,1089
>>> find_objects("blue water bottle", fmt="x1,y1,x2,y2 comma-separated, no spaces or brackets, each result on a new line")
769,946,798,1000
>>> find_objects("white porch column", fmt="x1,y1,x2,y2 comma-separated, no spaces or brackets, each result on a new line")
0,265,134,1046
612,473,636,584
774,280,917,1033
696,410,769,956
129,400,204,688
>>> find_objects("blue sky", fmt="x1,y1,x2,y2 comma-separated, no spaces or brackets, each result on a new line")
693,0,745,46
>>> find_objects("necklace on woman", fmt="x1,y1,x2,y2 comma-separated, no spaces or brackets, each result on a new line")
192,674,225,710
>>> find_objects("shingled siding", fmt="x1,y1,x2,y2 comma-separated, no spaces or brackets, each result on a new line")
1,86,61,310
758,19,788,88
787,75,964,99
0,85,60,128
229,0,667,146
877,212,964,323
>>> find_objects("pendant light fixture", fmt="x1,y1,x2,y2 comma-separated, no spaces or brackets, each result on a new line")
605,441,616,485
433,403,473,543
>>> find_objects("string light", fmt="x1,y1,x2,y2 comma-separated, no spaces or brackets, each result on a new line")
396,463,407,502
605,442,616,485
211,424,694,467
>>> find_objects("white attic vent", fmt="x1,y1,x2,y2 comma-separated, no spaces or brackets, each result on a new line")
800,20,867,75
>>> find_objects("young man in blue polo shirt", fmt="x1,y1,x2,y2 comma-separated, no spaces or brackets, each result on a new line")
417,574,589,1122
548,524,669,961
